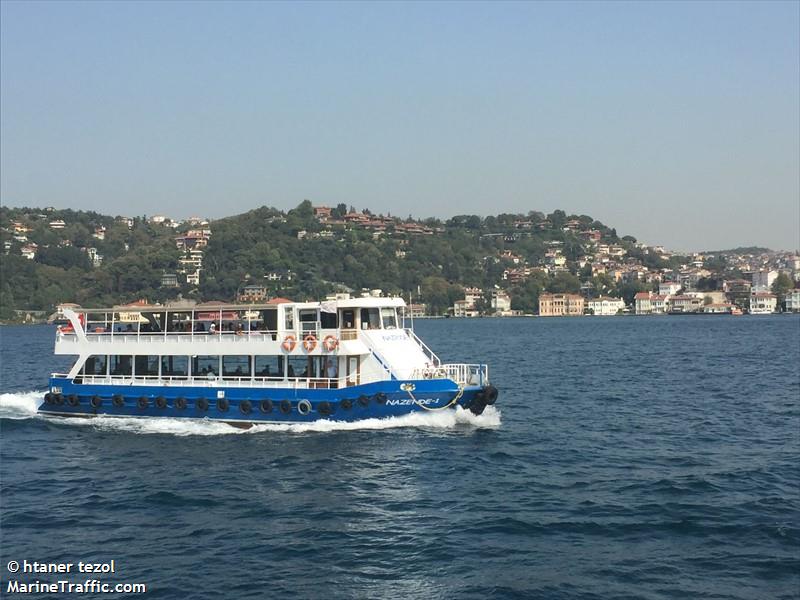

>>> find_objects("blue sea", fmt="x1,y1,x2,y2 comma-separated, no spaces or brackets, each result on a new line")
1,316,798,599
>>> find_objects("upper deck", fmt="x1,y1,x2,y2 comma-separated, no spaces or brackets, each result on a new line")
57,297,407,349
53,297,488,387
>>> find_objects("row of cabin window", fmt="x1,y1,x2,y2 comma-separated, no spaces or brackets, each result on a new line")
84,307,397,333
82,355,339,379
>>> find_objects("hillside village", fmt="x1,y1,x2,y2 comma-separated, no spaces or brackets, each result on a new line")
1,202,798,321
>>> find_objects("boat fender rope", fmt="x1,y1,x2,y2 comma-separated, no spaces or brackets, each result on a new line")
405,385,464,411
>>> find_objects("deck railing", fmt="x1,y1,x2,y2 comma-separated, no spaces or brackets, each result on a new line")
408,363,487,386
54,373,381,389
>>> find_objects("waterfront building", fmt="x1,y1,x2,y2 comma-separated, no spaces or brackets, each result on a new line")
749,292,777,314
785,290,800,313
539,293,584,317
587,296,625,316
634,292,652,315
669,295,703,313
490,290,512,316
453,299,479,318
634,292,669,315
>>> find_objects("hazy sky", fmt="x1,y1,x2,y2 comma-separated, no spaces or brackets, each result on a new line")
1,1,798,251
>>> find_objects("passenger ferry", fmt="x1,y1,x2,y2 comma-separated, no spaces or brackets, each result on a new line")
39,296,498,425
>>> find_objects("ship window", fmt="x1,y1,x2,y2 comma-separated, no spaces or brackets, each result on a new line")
381,308,397,329
254,356,283,379
341,309,355,329
284,308,294,331
360,308,380,329
161,356,188,379
84,355,107,376
193,355,219,377
287,356,313,379
223,355,251,379
320,310,338,329
298,310,318,334
110,355,132,376
168,312,193,333
135,355,160,377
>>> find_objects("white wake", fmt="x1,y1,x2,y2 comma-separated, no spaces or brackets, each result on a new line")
0,390,501,436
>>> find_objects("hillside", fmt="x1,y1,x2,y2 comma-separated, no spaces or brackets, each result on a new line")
2,200,762,318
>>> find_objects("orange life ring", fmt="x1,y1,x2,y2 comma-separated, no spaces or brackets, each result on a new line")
303,334,317,352
323,335,339,352
282,334,297,352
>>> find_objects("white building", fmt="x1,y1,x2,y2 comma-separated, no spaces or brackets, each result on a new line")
751,270,777,292
490,290,512,315
587,296,625,316
453,299,479,318
749,292,777,314
49,219,66,229
785,289,800,313
86,247,103,268
659,281,682,296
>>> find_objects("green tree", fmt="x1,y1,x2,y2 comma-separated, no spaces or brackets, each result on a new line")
771,273,794,308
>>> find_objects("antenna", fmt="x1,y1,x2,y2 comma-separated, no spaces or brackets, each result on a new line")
409,289,415,332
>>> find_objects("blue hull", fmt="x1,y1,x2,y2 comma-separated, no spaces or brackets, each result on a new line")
39,377,489,423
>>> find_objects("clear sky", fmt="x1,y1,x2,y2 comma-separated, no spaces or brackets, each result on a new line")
1,1,798,251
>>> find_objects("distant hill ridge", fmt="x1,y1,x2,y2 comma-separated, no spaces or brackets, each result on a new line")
0,202,786,318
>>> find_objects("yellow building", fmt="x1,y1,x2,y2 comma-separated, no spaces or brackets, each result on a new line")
538,293,584,317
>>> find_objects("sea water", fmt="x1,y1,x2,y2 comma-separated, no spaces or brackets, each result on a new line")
1,317,798,599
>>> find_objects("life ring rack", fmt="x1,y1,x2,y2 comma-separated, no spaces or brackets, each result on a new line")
282,334,297,352
303,334,317,352
323,335,339,352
